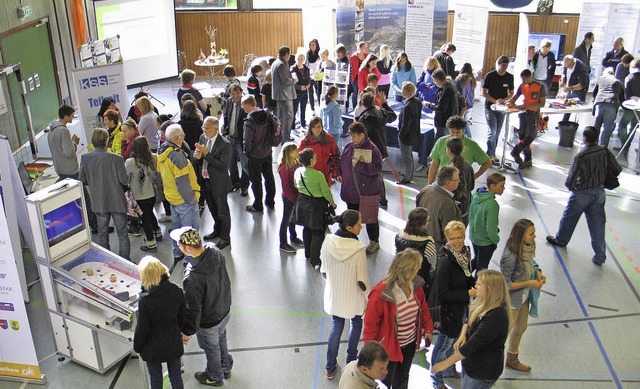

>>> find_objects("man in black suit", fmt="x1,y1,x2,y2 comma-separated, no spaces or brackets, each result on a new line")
194,117,233,250
602,36,628,70
222,84,249,196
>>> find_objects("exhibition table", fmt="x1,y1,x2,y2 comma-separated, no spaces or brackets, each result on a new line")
491,99,594,173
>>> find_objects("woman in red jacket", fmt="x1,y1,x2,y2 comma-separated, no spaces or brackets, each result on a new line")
364,248,434,389
358,54,381,93
298,117,341,186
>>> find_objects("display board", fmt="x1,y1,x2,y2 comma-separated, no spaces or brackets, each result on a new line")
94,0,178,86
0,195,42,383
451,2,489,73
577,1,640,89
336,0,448,63
72,62,129,148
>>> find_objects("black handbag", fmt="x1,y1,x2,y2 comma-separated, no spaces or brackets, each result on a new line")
300,176,337,226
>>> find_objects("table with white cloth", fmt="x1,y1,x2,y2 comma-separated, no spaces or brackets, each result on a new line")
194,58,230,84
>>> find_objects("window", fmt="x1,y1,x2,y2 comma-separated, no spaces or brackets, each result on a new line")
175,0,237,10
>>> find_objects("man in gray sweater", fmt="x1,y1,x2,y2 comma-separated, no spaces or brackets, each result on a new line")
49,104,99,233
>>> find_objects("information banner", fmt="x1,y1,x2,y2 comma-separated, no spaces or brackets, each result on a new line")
406,0,435,70
0,195,41,381
451,2,489,73
71,62,128,147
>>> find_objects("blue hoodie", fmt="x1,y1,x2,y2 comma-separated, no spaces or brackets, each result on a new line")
320,100,343,138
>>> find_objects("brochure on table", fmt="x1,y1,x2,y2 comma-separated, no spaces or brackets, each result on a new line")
0,195,43,383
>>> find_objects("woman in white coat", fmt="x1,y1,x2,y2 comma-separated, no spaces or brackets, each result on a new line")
321,210,370,380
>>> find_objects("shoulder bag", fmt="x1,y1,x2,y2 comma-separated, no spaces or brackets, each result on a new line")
350,165,379,224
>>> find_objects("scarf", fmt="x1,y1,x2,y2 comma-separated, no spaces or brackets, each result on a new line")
521,243,535,279
445,242,471,277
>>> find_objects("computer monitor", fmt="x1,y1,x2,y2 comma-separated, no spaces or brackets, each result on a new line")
43,199,85,247
17,162,33,195
529,33,567,60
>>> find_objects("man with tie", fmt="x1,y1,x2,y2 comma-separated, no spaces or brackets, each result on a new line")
194,117,233,250
222,84,249,196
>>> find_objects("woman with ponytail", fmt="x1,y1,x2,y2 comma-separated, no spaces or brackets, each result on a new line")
376,44,393,97
446,137,474,225
432,269,511,388
320,210,370,379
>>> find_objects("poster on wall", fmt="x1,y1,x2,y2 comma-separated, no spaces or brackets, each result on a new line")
451,2,489,74
405,0,435,70
337,0,447,64
0,194,42,382
79,36,122,68
71,62,129,147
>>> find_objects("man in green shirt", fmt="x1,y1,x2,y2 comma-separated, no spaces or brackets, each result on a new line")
427,116,492,184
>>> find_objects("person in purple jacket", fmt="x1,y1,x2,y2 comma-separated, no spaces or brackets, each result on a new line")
339,122,383,255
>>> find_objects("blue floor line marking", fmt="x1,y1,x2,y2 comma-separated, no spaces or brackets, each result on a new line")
313,316,325,389
517,172,622,388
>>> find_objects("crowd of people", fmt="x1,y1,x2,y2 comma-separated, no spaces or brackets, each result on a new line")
44,32,631,388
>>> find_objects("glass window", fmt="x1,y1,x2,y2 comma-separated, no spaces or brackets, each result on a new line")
252,0,302,9
175,0,237,10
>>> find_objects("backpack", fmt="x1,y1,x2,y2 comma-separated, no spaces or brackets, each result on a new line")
266,110,282,146
457,91,467,115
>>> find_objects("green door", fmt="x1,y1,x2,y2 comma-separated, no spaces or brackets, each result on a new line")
1,21,60,147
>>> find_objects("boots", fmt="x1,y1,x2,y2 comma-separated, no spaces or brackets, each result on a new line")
506,352,531,372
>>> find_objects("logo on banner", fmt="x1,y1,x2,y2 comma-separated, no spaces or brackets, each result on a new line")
0,319,7,329
9,320,19,330
0,302,14,311
0,273,6,279
0,285,12,293
80,75,109,89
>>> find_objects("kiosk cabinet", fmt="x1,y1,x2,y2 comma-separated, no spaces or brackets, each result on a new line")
26,179,141,373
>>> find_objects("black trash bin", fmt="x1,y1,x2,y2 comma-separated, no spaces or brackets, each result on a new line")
558,121,579,147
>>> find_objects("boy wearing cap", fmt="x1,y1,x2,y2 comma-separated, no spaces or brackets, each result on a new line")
171,227,233,387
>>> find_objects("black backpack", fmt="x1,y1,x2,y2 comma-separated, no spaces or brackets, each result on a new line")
265,110,282,146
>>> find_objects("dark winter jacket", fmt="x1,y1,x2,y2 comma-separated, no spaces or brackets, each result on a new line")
398,96,422,146
395,231,437,298
433,246,475,338
179,116,203,150
435,51,456,78
182,247,232,335
134,276,186,363
356,103,397,159
431,81,459,127
532,50,557,84
572,41,592,67
563,59,590,101
222,99,247,140
243,108,272,159
602,47,629,70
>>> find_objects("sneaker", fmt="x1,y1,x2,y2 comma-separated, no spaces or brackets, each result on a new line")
280,243,297,253
128,228,142,237
366,241,380,255
154,230,163,241
140,244,157,252
415,164,425,172
194,371,223,387
326,363,339,380
546,235,567,247
291,237,304,246
158,214,172,223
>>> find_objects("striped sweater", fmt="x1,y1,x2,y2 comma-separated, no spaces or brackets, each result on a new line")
565,144,621,191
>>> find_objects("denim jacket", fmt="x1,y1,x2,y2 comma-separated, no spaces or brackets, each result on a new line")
500,248,540,309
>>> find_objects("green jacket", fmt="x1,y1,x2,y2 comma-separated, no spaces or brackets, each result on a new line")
468,187,500,246
294,166,333,202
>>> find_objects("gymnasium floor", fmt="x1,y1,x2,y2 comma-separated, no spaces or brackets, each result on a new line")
9,80,640,388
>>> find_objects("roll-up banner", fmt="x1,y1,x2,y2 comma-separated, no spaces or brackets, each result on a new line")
0,194,43,383
71,61,128,148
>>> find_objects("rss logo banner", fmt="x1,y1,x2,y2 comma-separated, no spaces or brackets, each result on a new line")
0,362,41,379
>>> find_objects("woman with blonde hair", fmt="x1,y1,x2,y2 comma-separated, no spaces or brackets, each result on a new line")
134,256,186,389
417,56,441,109
500,218,546,372
136,96,159,152
432,270,511,388
376,44,393,97
430,221,476,389
363,248,433,389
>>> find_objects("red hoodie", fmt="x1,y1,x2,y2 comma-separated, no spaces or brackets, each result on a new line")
363,277,433,362
349,53,365,83
298,133,340,186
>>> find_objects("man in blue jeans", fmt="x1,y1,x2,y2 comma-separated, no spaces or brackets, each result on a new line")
173,227,233,387
481,56,514,163
546,127,622,265
158,124,201,263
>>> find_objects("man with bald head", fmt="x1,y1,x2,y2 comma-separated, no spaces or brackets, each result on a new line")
193,117,232,249
602,37,628,70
